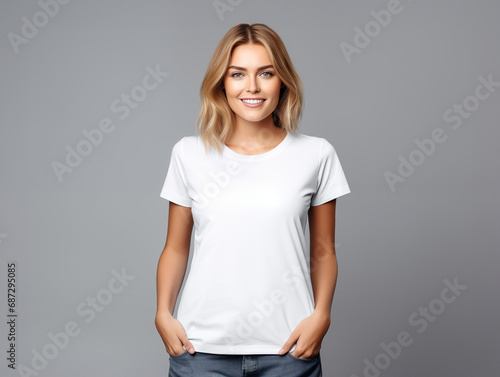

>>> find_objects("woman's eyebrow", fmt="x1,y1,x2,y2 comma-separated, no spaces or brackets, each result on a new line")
227,65,274,71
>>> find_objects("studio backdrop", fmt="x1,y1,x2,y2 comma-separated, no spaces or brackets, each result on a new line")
1,1,499,376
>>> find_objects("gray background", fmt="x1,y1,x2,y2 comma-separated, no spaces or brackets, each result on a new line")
1,0,499,376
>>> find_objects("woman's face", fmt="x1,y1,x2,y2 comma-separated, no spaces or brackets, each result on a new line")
223,43,282,127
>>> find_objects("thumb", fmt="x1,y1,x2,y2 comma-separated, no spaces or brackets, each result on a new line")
181,335,195,354
278,334,298,355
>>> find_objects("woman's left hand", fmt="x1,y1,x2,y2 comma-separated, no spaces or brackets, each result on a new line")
278,310,331,358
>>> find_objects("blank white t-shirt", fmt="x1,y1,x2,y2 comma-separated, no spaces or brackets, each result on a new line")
160,131,351,354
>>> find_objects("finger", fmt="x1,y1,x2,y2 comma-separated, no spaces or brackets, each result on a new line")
180,334,195,353
166,344,185,356
278,335,298,355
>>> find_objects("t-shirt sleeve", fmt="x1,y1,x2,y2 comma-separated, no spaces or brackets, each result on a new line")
160,137,192,207
310,138,351,206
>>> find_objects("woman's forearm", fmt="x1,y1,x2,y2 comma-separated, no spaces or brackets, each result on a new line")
156,243,190,316
310,250,338,317
308,200,338,318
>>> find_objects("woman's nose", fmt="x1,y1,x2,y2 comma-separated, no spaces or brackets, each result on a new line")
246,76,260,92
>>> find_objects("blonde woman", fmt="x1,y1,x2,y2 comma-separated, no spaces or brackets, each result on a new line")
155,23,351,377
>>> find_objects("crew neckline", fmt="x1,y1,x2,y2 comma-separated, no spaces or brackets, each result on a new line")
222,131,291,161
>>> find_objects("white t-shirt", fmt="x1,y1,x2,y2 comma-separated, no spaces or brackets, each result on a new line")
160,131,351,354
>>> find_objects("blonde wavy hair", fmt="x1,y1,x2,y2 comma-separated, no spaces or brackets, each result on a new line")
195,23,303,154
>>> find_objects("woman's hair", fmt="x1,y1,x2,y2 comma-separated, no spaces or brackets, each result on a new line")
196,23,303,154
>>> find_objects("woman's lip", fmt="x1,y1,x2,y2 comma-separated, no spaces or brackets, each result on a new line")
240,99,266,108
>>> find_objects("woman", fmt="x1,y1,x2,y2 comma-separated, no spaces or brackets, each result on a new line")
155,23,351,377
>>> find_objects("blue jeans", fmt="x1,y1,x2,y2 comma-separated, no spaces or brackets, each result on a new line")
168,350,322,377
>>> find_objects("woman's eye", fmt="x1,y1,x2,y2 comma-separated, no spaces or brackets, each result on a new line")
230,72,274,78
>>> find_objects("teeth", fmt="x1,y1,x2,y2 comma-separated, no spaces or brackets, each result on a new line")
242,99,264,104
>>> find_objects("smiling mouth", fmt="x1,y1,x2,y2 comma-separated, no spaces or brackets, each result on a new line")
241,99,265,104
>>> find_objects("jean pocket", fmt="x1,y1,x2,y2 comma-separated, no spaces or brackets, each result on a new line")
286,351,319,361
169,349,189,359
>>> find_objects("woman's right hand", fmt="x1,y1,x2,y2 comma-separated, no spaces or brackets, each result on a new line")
155,311,195,356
